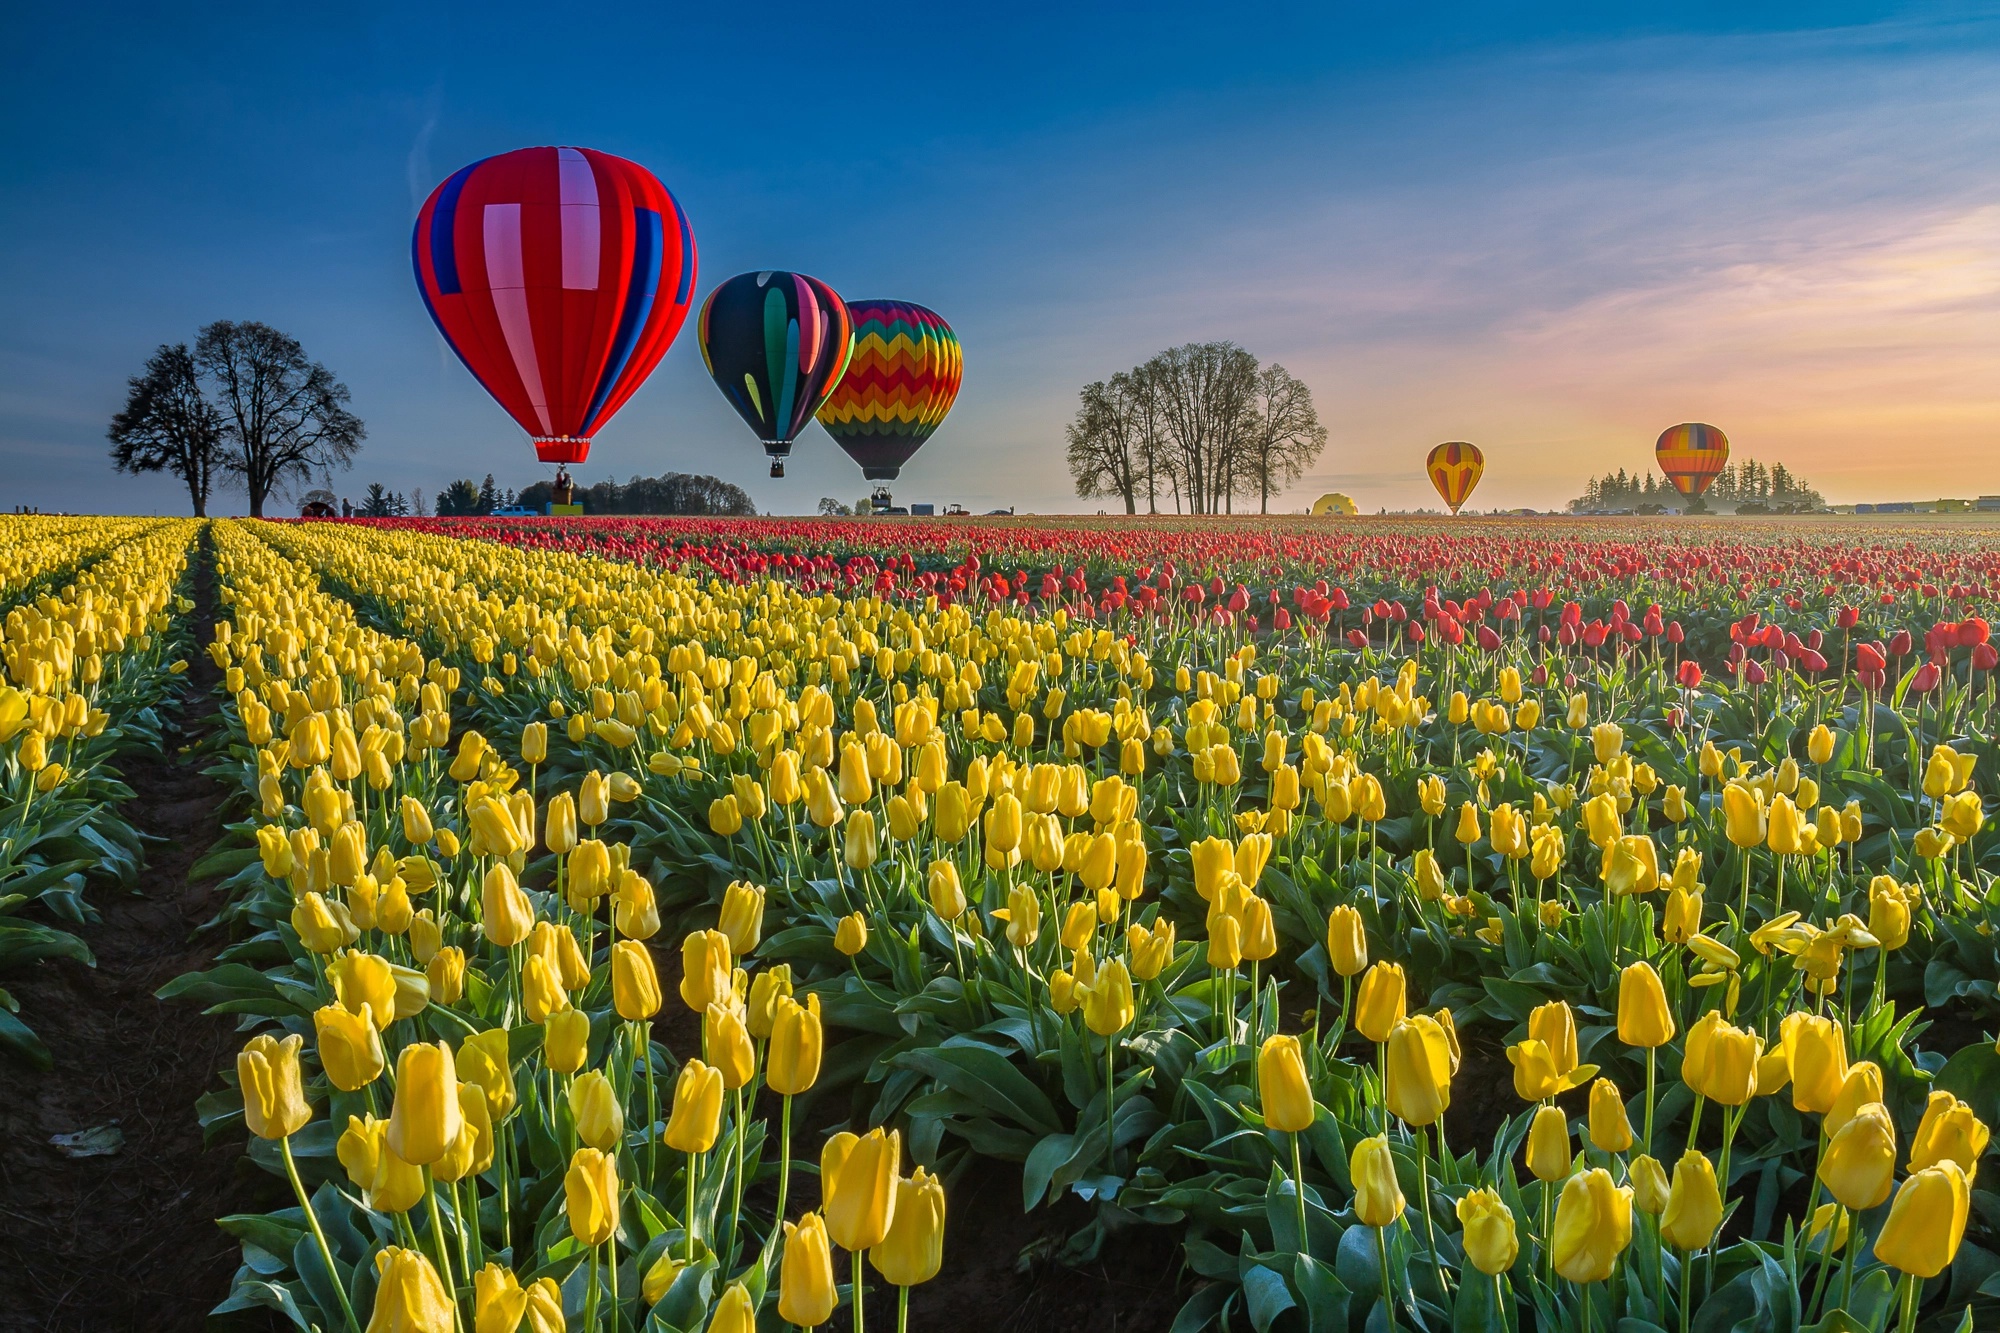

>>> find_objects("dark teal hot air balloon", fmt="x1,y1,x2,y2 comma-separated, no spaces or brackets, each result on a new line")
697,271,853,477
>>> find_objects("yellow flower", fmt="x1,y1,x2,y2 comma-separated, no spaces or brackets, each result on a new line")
315,1002,385,1091
1659,1150,1724,1252
664,1060,724,1153
823,1126,901,1251
368,1247,455,1333
1616,961,1674,1048
1720,782,1765,848
870,1167,947,1288
1384,1016,1454,1127
1455,1188,1519,1276
779,1213,838,1327
1910,1089,1992,1172
1588,1078,1633,1153
238,1033,312,1140
1550,1168,1632,1283
769,993,823,1096
1350,1133,1404,1228
1873,1161,1971,1278
386,1040,462,1167
1354,961,1407,1043
1525,1104,1571,1182
1818,1101,1897,1210
564,1147,619,1246
568,1070,624,1152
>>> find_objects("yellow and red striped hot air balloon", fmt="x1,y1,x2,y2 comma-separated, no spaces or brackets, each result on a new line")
1655,423,1729,499
1426,442,1484,515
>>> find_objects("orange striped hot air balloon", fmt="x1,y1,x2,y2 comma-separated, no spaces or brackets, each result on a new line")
1655,423,1729,499
1426,442,1484,514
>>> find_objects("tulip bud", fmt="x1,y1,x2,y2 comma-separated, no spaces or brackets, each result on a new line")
1326,905,1368,977
522,1009,584,1081
1588,1078,1634,1153
457,1028,516,1121
568,1070,624,1152
611,939,662,1021
1385,1016,1453,1128
1616,961,1674,1048
769,993,823,1096
1818,1101,1897,1211
564,1147,619,1246
1659,1150,1723,1251
1626,1153,1671,1215
480,863,535,947
678,929,733,1012
314,1003,385,1092
1350,1133,1404,1228
664,1059,724,1153
1354,961,1407,1044
780,1212,839,1326
1257,1034,1316,1132
835,911,869,956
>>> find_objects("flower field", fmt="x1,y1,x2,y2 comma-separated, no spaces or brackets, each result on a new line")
10,513,2000,1333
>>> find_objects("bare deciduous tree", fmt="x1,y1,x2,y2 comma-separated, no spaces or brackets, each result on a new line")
1241,363,1328,513
1064,343,1327,514
107,343,224,516
195,320,365,517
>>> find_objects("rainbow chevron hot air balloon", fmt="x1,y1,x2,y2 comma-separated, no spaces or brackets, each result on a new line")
1655,423,1729,499
815,300,962,485
1426,441,1484,514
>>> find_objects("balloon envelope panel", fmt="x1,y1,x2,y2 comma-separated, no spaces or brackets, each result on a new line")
815,300,962,480
698,271,853,458
412,146,697,464
1655,422,1730,498
1426,441,1485,514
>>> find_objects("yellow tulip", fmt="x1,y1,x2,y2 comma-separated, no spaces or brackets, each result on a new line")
564,1146,619,1246
543,1008,590,1075
769,993,823,1096
569,1070,624,1152
1550,1168,1632,1284
1258,1034,1315,1132
1873,1161,1971,1278
612,939,662,1020
1350,1133,1404,1228
1616,961,1674,1048
1385,1016,1453,1128
779,1212,839,1327
823,1126,901,1251
679,929,733,1012
1588,1078,1633,1153
481,863,535,947
1910,1089,1991,1172
387,1040,462,1167
835,911,870,956
1721,782,1764,848
1525,1104,1571,1182
664,1060,724,1153
1818,1101,1897,1210
1456,1188,1518,1276
1659,1150,1724,1251
1354,961,1406,1044
238,1033,312,1140
315,1002,385,1092
369,1247,455,1333
1326,905,1367,977
1783,1013,1848,1114
870,1167,946,1288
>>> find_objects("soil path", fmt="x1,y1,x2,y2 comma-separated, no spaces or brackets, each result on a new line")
0,526,278,1333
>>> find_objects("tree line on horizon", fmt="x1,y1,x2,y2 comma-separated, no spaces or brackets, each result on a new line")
1567,458,1825,514
1064,341,1328,515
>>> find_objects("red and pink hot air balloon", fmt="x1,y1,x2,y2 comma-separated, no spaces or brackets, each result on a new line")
412,146,697,464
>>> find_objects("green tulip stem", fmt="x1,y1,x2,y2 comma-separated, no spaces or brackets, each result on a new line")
1677,1245,1691,1333
459,1176,482,1284
1540,1181,1554,1285
422,1168,459,1321
583,1244,600,1333
1104,1035,1118,1166
606,1236,619,1331
1894,1270,1918,1333
1415,1128,1447,1296
728,1087,747,1261
1290,1132,1309,1249
1376,1224,1398,1333
898,1283,911,1333
853,1248,867,1333
281,1134,363,1333
686,1150,700,1263
641,1024,660,1186
1836,1203,1860,1315
1643,1047,1657,1156
775,1093,795,1225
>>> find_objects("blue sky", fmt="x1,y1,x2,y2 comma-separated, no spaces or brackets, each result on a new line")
4,2,1997,516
